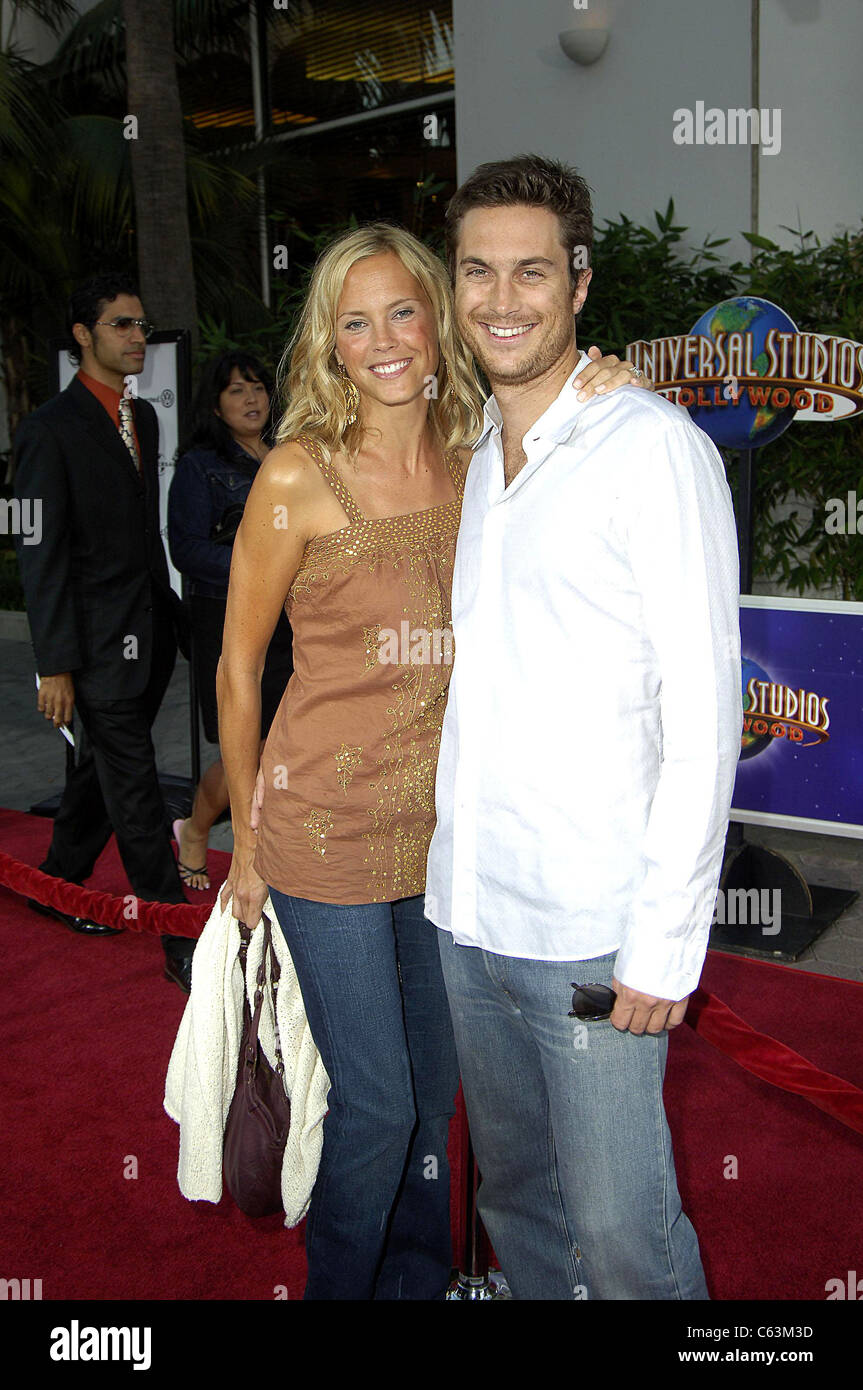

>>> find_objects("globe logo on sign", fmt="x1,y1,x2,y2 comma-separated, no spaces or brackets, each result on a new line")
628,306,863,437
740,655,830,760
687,297,799,450
740,657,774,760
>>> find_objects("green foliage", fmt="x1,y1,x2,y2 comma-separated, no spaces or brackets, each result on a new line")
579,199,737,348
734,224,863,599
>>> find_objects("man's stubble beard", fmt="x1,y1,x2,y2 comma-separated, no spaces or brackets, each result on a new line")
92,328,144,379
460,311,576,390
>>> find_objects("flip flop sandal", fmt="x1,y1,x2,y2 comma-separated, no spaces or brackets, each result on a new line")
172,818,210,890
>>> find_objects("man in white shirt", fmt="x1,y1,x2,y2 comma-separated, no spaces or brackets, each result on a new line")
425,155,742,1300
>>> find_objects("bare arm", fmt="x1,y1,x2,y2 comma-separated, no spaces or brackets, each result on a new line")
217,442,317,925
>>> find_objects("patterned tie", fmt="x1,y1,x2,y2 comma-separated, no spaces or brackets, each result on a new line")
117,394,140,471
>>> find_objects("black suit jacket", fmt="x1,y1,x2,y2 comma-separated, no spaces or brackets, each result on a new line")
14,374,182,701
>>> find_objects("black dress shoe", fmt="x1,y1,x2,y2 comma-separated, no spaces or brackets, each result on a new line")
27,898,125,936
163,952,193,994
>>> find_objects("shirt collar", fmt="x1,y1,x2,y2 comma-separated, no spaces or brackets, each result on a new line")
473,350,593,452
76,369,128,422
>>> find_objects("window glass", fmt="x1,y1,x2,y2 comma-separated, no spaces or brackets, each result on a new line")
269,1,454,128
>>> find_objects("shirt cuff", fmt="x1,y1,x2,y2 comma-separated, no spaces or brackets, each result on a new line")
613,924,710,1002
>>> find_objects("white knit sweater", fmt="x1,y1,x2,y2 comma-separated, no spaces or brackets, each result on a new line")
163,893,330,1226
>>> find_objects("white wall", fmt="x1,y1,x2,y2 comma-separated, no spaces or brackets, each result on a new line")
760,0,863,245
454,0,862,256
455,0,753,257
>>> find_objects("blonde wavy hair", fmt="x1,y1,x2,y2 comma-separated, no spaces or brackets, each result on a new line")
275,222,485,458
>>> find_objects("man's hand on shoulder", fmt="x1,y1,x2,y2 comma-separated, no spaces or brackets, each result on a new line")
610,975,690,1035
575,344,655,400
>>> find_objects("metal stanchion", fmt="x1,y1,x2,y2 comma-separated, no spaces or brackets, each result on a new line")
446,1125,509,1300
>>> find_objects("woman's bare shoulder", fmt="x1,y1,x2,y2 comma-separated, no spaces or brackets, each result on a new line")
256,438,325,498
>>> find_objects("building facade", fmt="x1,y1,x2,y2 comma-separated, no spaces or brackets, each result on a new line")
454,0,863,258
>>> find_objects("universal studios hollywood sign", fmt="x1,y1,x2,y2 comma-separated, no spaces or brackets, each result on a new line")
627,297,863,452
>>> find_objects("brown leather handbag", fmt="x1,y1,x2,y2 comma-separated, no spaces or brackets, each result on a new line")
223,916,291,1217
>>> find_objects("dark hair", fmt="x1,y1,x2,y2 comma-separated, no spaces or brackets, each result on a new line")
181,351,275,458
445,154,594,290
67,271,141,364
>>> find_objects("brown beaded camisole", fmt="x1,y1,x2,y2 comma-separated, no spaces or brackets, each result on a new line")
254,434,464,904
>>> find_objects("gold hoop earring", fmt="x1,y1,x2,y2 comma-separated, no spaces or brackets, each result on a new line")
338,362,360,426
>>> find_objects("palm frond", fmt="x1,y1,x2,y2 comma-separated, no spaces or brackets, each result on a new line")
47,0,252,83
0,47,64,162
5,0,77,40
174,0,250,57
0,163,72,304
185,143,256,224
45,0,122,84
59,114,132,238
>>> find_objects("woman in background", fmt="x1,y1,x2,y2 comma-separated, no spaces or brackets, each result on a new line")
168,351,293,889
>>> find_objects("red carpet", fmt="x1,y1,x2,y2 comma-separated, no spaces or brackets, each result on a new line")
2,807,862,1300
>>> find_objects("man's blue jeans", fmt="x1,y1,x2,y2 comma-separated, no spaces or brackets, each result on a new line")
268,889,459,1300
437,933,709,1301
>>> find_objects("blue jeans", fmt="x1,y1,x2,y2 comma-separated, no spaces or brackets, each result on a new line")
268,889,459,1300
437,934,709,1301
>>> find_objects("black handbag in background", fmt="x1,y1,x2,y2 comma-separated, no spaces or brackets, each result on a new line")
223,916,291,1217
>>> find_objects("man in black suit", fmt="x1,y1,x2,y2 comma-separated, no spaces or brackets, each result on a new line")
14,271,196,991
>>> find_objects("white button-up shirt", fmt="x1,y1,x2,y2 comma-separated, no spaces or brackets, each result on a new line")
425,354,742,1000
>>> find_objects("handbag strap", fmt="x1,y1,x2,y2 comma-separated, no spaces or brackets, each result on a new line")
238,916,286,1080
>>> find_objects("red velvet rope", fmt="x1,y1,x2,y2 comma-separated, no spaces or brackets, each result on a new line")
0,851,207,937
685,986,863,1136
2,850,862,1135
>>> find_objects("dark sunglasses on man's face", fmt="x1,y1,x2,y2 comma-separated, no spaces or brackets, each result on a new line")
569,982,617,1021
93,317,154,338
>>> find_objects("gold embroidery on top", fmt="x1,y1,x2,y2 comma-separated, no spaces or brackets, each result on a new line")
289,503,460,603
290,574,315,600
334,742,363,794
268,456,461,901
304,808,333,858
392,821,430,898
363,625,382,672
362,567,451,901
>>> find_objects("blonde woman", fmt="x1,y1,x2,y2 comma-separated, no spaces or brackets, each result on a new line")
217,223,646,1300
